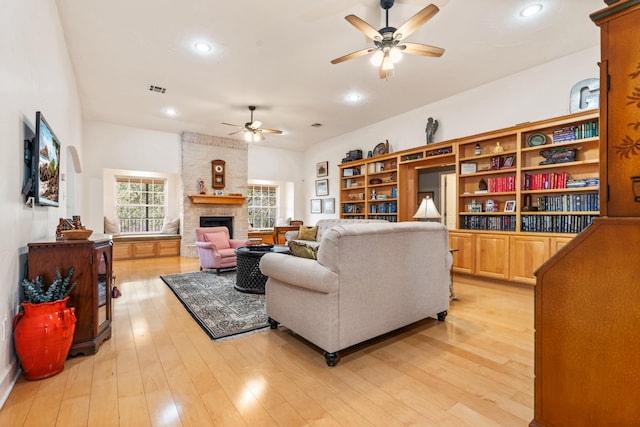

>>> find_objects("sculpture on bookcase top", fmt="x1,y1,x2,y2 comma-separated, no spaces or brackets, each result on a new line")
198,178,205,195
425,117,439,144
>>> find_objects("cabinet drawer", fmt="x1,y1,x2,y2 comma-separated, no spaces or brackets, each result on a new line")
132,242,157,258
157,240,180,256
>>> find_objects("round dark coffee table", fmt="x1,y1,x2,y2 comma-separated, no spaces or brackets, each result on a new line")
234,245,289,294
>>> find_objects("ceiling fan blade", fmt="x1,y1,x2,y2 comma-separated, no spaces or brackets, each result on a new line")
249,120,262,129
221,122,243,128
254,131,266,141
345,14,381,41
331,48,373,64
228,130,244,135
261,128,283,135
393,4,439,40
401,42,445,57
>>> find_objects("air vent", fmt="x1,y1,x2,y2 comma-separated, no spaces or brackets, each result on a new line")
148,85,166,94
310,123,323,128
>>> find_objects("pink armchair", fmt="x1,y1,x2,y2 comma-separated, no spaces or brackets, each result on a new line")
194,227,249,274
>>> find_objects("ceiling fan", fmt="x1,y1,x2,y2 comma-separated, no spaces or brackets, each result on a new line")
222,106,283,142
330,0,445,79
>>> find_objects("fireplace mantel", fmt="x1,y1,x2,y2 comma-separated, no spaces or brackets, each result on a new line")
188,194,246,205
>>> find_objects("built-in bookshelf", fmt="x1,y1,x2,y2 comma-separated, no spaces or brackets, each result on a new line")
339,155,398,222
456,110,600,234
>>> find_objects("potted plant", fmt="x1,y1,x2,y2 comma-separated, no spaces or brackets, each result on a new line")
14,267,77,380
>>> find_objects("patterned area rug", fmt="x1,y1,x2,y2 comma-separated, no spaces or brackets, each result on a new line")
160,271,268,340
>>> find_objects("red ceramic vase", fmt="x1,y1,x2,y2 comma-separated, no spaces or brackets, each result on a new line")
13,297,76,380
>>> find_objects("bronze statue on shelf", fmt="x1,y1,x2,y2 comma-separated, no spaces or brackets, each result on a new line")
425,117,439,144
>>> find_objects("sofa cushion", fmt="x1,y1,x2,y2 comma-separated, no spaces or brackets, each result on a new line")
288,240,319,259
298,226,318,241
204,231,231,249
161,217,180,234
104,216,121,235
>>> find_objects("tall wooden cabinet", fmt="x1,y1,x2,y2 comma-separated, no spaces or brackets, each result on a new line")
530,2,640,425
592,0,640,217
27,235,113,356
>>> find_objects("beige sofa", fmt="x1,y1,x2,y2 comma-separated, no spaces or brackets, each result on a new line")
259,221,452,366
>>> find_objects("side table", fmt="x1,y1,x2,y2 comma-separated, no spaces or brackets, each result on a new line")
234,245,289,294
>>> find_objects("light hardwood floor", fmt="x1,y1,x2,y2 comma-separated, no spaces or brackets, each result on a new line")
0,256,534,426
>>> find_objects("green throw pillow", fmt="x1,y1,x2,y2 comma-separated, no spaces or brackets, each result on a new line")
288,241,319,260
297,225,318,241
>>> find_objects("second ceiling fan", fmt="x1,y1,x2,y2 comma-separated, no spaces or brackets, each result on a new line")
222,106,283,142
331,0,445,79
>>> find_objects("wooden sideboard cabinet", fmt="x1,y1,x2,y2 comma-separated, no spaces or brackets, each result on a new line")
27,235,113,356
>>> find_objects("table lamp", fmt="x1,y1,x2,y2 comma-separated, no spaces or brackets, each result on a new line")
413,196,441,222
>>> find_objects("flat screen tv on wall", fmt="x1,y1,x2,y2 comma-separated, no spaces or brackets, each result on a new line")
33,111,61,207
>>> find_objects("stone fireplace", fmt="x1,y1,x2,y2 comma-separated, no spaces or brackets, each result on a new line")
180,132,248,258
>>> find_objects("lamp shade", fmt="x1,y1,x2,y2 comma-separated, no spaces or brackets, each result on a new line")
413,197,441,220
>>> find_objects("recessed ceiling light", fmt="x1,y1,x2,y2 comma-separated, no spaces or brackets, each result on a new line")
345,92,364,104
194,42,212,52
165,108,177,116
520,3,543,17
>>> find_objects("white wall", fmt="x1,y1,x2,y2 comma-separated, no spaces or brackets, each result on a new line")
83,121,181,232
0,0,83,406
303,46,600,223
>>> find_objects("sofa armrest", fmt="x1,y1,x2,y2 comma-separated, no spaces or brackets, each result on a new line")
195,241,215,249
284,230,299,241
260,253,338,294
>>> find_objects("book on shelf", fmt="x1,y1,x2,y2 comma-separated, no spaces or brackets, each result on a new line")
522,172,568,190
521,214,595,233
552,121,599,143
459,215,516,231
536,193,599,212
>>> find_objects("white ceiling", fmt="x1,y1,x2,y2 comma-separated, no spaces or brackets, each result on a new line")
55,0,605,152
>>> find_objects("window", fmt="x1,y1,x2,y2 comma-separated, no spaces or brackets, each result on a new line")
115,177,166,233
248,184,277,229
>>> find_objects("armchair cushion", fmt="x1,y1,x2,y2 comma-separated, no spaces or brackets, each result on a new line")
204,231,231,249
298,226,318,241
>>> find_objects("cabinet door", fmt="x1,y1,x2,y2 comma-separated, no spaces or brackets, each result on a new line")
449,232,474,274
550,236,573,256
475,233,509,280
95,245,112,335
509,235,550,285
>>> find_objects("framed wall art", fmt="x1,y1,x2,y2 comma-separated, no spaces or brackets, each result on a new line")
323,198,335,214
316,161,328,177
310,199,322,214
315,179,328,196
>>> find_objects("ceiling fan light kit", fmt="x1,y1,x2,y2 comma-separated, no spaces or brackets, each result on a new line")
222,105,283,142
331,0,445,79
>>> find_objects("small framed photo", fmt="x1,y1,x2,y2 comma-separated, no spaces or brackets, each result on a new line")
315,178,329,196
504,200,517,212
460,162,477,175
310,199,322,214
316,161,328,177
501,155,515,169
323,198,335,214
